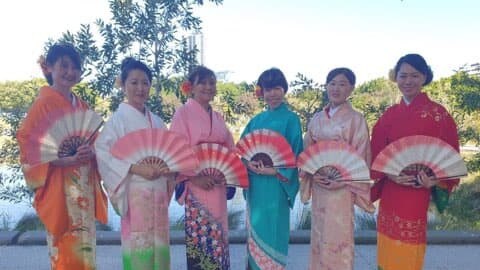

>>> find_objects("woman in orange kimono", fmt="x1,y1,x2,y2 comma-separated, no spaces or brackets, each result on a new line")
301,68,374,270
16,43,107,270
170,66,235,269
371,54,460,270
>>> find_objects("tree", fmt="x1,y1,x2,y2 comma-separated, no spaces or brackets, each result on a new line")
288,73,327,131
0,79,44,202
51,0,223,122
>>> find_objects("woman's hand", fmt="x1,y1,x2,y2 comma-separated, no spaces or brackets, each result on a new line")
387,173,418,187
51,144,95,167
190,175,219,190
313,174,345,190
130,164,162,180
415,170,439,188
247,160,276,176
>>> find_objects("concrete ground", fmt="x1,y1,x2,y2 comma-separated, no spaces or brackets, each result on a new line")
1,244,480,270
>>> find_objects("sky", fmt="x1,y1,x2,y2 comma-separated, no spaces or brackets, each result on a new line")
1,0,479,85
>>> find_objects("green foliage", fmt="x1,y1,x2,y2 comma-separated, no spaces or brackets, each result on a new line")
351,78,399,129
48,0,223,121
288,73,326,131
14,213,45,232
434,176,480,230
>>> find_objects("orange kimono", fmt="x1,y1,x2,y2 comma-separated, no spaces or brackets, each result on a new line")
17,86,107,270
370,93,459,270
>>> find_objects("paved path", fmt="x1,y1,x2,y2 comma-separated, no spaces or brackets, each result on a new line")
1,244,480,270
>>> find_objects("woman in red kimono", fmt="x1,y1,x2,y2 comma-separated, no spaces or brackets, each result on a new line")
370,54,460,270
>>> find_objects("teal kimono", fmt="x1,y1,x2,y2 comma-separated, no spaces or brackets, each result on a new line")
241,102,303,269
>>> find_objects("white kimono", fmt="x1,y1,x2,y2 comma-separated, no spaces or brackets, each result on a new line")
95,102,173,270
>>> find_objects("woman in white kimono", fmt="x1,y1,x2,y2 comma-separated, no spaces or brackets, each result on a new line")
300,67,375,270
95,57,175,270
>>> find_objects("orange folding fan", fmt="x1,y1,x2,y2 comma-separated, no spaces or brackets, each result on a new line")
110,128,199,172
195,143,249,188
297,140,371,182
235,129,296,168
371,135,467,180
26,108,103,166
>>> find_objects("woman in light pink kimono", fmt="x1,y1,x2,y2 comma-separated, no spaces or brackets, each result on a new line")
170,66,235,270
300,68,375,270
95,58,175,270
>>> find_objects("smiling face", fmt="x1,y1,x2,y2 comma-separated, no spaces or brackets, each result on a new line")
122,69,151,112
263,86,285,109
396,63,426,102
191,75,217,106
326,73,354,107
47,56,81,92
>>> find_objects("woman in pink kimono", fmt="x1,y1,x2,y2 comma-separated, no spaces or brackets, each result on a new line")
170,66,235,270
300,68,375,270
95,58,175,270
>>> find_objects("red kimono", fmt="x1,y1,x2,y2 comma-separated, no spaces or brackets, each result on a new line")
370,93,459,270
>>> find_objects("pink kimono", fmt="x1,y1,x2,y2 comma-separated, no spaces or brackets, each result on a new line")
301,102,375,270
170,98,235,270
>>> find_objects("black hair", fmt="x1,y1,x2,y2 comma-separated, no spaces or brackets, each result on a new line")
326,67,356,86
120,57,153,85
187,66,216,85
394,53,433,86
44,43,82,85
256,68,288,93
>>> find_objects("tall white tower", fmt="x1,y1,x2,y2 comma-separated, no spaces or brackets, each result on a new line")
186,31,204,65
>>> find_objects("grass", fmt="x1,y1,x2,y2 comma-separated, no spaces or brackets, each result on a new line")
14,213,44,232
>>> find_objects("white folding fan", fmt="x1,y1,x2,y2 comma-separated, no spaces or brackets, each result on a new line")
235,129,296,168
195,143,249,188
26,108,104,166
371,135,467,180
297,140,371,182
110,128,199,172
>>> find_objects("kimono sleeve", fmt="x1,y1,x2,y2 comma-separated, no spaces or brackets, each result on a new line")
277,113,303,208
94,115,132,216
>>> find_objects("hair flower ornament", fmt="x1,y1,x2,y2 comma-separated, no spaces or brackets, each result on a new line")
181,81,192,95
255,85,263,98
37,55,49,76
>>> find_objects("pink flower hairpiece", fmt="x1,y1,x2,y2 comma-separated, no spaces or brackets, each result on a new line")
255,85,263,98
37,55,48,76
181,81,192,96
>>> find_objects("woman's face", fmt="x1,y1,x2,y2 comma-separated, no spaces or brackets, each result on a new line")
396,63,426,102
191,76,217,105
326,74,353,107
48,56,81,91
263,86,285,109
123,69,151,112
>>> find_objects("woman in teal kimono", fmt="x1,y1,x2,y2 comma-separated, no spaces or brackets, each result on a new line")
241,68,303,269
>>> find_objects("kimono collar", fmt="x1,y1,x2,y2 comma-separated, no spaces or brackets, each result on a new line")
400,92,429,108
267,102,288,112
39,85,82,109
119,102,154,127
324,101,352,118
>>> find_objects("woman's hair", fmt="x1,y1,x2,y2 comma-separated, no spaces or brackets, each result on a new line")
44,43,82,85
256,68,288,93
393,53,433,86
187,66,216,85
120,57,153,85
326,67,356,86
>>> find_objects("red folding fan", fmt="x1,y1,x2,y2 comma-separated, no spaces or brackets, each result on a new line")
26,108,104,166
195,143,249,188
297,140,371,182
110,128,199,172
371,135,467,180
235,129,296,168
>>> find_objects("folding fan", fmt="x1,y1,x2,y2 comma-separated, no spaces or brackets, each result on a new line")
297,140,371,182
371,135,467,180
235,129,296,168
195,143,249,188
110,128,199,172
26,108,104,166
